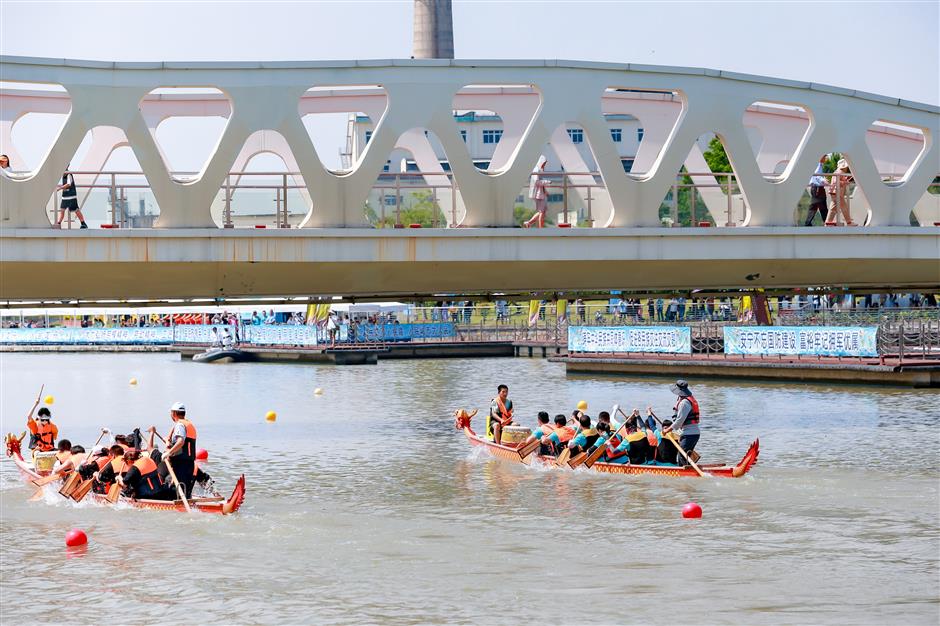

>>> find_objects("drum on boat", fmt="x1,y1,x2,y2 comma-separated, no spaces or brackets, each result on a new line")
501,425,532,445
33,451,57,473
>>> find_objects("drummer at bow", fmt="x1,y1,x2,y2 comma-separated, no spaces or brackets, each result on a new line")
27,407,59,454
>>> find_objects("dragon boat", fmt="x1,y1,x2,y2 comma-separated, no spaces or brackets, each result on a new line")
4,432,246,514
453,410,759,478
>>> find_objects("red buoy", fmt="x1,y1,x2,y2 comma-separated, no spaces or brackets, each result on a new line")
65,529,88,547
196,448,209,461
681,502,702,519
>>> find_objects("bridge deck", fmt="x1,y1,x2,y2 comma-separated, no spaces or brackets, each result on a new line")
1,227,937,300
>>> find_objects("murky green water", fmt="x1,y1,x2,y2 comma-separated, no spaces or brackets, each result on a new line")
1,353,938,624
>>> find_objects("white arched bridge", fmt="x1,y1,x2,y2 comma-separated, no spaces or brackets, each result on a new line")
0,56,937,300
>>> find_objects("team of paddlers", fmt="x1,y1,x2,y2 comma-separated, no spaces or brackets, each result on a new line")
485,380,702,466
25,389,214,502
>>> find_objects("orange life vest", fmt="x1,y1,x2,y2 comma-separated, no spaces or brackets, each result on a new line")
534,424,554,437
555,426,575,443
494,397,512,421
32,422,56,452
176,418,198,461
109,458,129,476
133,456,161,494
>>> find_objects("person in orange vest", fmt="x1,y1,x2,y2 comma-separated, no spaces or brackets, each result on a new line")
541,414,575,455
91,444,131,494
520,411,554,452
51,443,86,476
118,449,175,500
486,385,514,444
27,406,59,453
157,402,198,497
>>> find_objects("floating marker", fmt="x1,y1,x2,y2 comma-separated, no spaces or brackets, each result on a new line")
129,378,138,386
65,528,87,547
681,502,703,519
44,395,54,405
265,411,277,422
576,400,588,411
196,448,208,461
314,388,323,396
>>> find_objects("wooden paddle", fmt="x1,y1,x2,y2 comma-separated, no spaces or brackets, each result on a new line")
567,452,588,469
151,430,192,512
105,482,122,504
646,408,706,477
516,437,541,460
58,472,82,498
70,477,95,502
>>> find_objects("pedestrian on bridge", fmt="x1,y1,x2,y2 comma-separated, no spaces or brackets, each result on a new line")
523,156,550,228
54,166,87,229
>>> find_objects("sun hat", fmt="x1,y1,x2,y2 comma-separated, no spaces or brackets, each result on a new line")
669,380,692,397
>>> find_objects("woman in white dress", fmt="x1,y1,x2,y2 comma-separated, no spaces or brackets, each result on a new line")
523,156,550,228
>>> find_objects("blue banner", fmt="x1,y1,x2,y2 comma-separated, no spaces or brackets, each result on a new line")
723,326,878,357
568,326,692,354
1,322,456,347
0,327,174,345
344,322,455,342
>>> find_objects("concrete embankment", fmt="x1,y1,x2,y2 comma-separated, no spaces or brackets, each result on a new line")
554,353,940,387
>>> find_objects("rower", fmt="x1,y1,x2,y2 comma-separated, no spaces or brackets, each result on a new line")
52,444,86,475
146,424,217,497
27,407,58,453
77,446,114,481
653,419,680,465
54,439,72,464
567,414,599,456
159,402,198,497
586,422,612,457
487,385,514,445
118,450,175,501
661,380,701,460
92,444,131,494
521,412,553,449
542,415,575,455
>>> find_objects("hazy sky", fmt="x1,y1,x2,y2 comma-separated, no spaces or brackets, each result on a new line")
1,1,937,172
2,1,937,104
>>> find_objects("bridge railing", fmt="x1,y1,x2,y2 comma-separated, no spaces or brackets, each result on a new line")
34,167,939,230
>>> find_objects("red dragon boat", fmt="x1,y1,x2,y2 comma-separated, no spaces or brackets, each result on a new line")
5,432,245,514
454,410,759,478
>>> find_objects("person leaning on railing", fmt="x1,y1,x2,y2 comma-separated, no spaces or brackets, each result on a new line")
804,155,829,226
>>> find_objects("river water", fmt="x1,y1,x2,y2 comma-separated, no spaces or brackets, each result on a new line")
1,352,938,625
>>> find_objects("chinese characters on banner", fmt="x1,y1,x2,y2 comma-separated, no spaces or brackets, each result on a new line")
568,326,692,354
723,326,877,357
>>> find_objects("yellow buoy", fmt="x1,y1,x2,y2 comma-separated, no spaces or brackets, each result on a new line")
265,411,277,422
313,388,323,396
129,378,138,386
44,395,55,405
576,400,588,411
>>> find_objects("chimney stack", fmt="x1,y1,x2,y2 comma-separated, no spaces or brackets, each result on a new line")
412,0,454,59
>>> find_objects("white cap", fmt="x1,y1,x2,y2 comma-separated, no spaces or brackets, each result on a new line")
169,402,186,412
